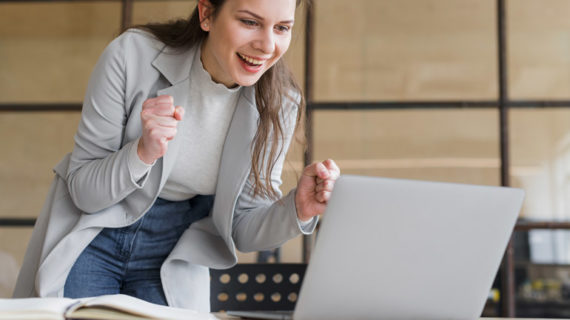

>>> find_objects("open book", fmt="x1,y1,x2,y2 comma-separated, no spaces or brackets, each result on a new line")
0,294,219,320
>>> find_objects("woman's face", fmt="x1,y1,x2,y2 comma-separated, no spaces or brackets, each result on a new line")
199,0,296,88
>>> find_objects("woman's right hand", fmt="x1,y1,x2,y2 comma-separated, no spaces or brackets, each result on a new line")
137,95,184,164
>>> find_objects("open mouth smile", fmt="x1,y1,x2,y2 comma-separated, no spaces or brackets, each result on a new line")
237,52,264,67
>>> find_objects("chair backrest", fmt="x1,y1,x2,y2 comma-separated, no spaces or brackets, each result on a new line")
210,263,307,312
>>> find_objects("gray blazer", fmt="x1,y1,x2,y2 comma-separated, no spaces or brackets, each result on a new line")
13,30,317,312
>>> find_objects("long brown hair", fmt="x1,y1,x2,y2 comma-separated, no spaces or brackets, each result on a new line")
131,0,307,200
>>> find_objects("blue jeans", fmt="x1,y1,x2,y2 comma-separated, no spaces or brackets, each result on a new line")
64,195,213,305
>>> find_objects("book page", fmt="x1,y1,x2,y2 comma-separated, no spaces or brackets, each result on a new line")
67,294,218,320
0,297,78,320
66,307,152,320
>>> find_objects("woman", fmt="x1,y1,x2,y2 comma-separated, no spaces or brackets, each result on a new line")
13,0,339,312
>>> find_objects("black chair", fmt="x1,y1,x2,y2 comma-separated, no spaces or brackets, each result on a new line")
210,263,307,312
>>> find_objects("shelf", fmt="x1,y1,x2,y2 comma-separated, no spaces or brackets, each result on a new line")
515,261,570,268
516,300,570,318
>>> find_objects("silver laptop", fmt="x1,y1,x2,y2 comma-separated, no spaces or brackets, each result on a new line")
228,175,524,320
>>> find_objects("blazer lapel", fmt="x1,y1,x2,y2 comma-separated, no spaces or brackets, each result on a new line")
156,82,191,190
151,44,198,190
212,86,259,243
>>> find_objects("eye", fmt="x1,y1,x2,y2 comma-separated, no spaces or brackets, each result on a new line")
275,25,291,33
241,19,258,27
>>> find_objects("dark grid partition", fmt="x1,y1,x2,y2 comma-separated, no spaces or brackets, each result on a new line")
210,263,306,312
2,0,570,317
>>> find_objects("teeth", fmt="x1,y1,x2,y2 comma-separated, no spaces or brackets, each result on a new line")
238,53,262,65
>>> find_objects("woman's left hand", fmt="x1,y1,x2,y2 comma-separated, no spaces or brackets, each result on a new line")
295,159,341,222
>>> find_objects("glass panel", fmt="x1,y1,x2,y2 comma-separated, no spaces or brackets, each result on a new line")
0,227,33,298
513,230,570,318
0,112,80,218
313,108,500,185
0,2,121,103
510,109,570,220
508,0,570,100
313,0,497,101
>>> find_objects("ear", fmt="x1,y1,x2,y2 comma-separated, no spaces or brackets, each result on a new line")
198,0,213,32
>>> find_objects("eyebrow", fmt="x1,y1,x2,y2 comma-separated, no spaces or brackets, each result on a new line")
237,9,294,24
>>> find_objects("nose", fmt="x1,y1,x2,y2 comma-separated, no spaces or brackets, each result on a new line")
253,27,275,54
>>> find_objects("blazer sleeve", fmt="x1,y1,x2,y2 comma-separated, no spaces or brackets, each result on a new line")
66,33,149,213
231,96,318,253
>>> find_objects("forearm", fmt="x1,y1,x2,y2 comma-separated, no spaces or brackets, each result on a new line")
232,189,318,252
67,139,150,213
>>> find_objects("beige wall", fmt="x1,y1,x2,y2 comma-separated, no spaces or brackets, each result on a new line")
1,0,570,296
508,0,570,99
314,0,498,101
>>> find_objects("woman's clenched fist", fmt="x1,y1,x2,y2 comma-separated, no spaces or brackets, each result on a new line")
137,95,184,164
